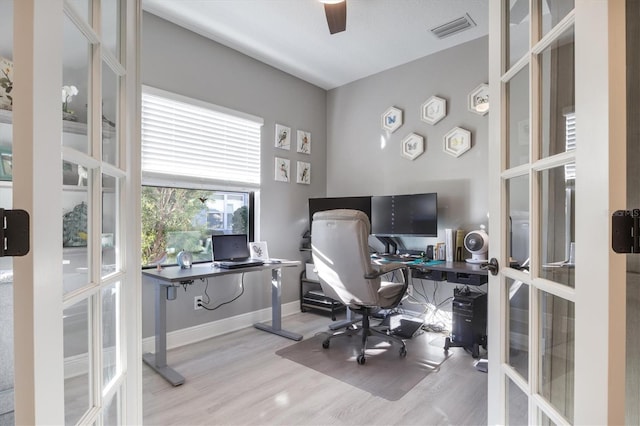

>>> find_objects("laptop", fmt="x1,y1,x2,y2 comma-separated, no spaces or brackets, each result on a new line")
212,234,264,269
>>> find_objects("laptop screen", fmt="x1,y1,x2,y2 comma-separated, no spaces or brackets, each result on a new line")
212,234,250,261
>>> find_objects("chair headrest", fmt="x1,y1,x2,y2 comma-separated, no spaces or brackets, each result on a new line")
312,209,368,223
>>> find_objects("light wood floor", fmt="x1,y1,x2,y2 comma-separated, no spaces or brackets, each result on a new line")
143,312,488,425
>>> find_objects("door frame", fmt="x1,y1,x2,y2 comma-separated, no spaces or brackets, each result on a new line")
487,1,627,424
11,1,142,423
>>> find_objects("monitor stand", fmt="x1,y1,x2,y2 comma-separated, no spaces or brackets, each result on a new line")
376,236,399,255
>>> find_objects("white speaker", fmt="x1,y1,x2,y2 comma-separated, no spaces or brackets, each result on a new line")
464,230,489,264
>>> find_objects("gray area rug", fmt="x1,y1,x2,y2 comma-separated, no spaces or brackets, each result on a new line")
276,330,450,401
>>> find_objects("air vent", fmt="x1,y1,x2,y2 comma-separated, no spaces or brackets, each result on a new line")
430,13,476,39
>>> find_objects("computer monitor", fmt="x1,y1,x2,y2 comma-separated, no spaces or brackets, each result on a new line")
308,196,372,226
371,192,438,237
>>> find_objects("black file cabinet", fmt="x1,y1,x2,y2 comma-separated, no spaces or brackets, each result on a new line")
445,290,487,358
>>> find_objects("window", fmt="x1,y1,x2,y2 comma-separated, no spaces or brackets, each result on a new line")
141,87,262,267
141,186,252,266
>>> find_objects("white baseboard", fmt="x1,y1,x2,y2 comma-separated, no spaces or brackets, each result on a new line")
142,300,300,353
64,301,300,379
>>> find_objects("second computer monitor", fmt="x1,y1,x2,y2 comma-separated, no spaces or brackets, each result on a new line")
371,192,437,237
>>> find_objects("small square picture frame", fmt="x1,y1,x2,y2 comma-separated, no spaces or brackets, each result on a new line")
296,161,310,185
296,130,311,154
274,157,290,182
275,123,291,150
248,241,269,260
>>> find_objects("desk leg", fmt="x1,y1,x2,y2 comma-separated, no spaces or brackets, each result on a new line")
142,284,185,386
253,267,303,341
328,307,362,331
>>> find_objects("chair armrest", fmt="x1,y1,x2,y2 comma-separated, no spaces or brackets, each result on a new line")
365,262,408,279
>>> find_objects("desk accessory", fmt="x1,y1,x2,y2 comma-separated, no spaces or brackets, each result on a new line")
176,250,192,268
464,229,488,264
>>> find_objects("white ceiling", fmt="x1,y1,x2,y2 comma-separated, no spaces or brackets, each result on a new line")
142,0,489,90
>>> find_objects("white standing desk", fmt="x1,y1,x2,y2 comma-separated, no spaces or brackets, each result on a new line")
142,260,301,386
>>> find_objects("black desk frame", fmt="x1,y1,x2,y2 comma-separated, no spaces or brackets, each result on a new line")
142,261,301,386
409,261,488,356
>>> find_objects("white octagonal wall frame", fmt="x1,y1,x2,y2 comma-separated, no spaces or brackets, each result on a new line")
421,96,447,125
381,106,403,133
401,133,425,161
443,127,471,157
468,83,489,116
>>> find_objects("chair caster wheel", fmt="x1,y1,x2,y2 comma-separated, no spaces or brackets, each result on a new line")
322,340,330,349
399,347,407,357
357,354,366,365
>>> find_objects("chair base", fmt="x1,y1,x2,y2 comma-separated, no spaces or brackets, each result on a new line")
321,307,407,365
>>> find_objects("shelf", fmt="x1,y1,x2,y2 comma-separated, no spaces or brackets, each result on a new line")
0,108,115,137
299,270,344,319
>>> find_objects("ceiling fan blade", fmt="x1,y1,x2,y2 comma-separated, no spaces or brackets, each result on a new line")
324,1,346,34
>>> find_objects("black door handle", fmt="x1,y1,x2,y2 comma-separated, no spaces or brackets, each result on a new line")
481,258,499,276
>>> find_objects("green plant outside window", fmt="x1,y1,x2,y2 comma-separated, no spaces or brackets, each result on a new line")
141,186,250,267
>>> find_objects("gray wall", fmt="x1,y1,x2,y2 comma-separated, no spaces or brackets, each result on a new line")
141,13,327,336
326,36,489,246
141,12,490,336
326,36,489,316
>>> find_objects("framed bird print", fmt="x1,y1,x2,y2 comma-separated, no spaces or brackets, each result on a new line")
296,161,310,184
275,123,291,150
296,130,311,154
275,157,290,182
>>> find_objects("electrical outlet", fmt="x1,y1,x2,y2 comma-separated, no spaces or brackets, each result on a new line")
194,296,203,310
407,284,414,297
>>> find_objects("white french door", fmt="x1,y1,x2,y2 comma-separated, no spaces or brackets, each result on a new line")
487,1,627,424
9,0,141,424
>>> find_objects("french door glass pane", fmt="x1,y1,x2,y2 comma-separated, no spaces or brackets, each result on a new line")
540,26,575,159
507,376,528,425
507,175,529,265
64,297,92,425
539,290,574,423
63,161,91,295
103,388,120,425
541,0,574,37
506,0,530,69
102,61,119,166
508,278,529,380
67,0,91,22
538,164,575,287
539,409,557,425
507,65,530,168
0,0,12,422
102,174,117,277
102,0,120,60
63,14,91,152
102,281,120,390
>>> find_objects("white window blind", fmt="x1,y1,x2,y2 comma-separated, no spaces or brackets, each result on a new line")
141,87,262,186
565,111,576,181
